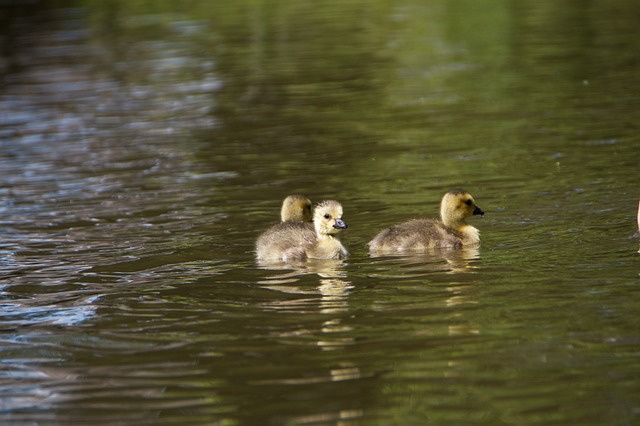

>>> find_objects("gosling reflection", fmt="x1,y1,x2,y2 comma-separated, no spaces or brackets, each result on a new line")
257,259,355,351
257,259,350,305
369,246,480,275
444,282,481,336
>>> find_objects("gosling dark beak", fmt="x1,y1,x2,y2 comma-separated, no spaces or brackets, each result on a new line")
333,218,348,229
473,205,485,217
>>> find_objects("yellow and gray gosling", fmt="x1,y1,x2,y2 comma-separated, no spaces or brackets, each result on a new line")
255,194,312,260
280,194,312,223
368,190,484,253
256,200,348,262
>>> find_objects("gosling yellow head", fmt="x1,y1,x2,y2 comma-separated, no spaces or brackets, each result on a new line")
440,189,484,228
280,194,312,222
313,200,348,237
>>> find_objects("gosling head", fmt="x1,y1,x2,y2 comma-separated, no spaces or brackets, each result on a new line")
280,195,312,222
313,200,348,236
440,189,484,227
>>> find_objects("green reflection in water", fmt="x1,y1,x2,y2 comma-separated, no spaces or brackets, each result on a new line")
1,0,639,425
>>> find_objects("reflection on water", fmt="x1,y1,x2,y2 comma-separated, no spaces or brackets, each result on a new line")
369,245,481,275
1,1,640,425
258,260,355,351
0,295,98,327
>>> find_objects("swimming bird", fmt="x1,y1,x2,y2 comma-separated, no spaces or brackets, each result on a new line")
280,194,312,222
256,200,348,262
368,190,484,253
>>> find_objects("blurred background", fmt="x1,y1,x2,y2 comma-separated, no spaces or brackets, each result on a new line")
1,1,639,425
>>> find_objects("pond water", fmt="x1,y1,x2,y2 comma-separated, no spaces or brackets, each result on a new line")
1,1,639,425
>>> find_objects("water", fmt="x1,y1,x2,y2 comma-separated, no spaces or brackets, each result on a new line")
1,1,639,425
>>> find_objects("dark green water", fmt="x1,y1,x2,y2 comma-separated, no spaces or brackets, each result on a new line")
1,1,639,425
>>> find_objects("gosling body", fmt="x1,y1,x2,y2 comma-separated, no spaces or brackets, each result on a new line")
368,190,484,253
256,200,348,262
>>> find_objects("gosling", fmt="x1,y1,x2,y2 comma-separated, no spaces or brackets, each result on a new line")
368,190,484,253
280,194,312,223
254,194,312,260
256,200,349,262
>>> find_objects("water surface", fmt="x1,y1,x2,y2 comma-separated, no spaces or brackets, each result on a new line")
1,1,639,425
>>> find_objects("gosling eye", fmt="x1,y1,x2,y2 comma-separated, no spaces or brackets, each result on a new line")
323,213,331,219
464,199,473,206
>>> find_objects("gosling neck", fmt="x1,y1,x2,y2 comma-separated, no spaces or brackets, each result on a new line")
315,222,336,239
440,203,466,229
